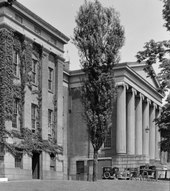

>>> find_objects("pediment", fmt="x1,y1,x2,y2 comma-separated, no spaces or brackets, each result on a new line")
127,62,160,89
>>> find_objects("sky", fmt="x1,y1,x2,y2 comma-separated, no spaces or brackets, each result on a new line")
18,0,170,70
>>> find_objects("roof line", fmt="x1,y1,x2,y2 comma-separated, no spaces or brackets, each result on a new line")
12,1,69,43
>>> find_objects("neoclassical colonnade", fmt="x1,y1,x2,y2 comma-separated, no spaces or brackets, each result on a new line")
116,82,161,161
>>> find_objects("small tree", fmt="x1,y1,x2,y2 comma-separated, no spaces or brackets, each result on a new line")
136,0,170,153
73,0,125,181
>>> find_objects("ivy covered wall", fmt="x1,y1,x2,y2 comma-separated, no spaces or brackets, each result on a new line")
0,28,62,157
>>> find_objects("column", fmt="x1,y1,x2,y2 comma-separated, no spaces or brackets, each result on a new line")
116,82,127,154
149,103,156,160
155,107,161,160
142,98,150,156
127,88,136,155
135,93,143,155
55,58,64,146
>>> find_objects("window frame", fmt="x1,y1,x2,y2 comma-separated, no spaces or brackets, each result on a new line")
34,26,41,35
32,59,38,85
48,109,53,136
50,153,56,171
48,67,53,92
15,153,23,169
12,98,19,128
104,126,112,148
31,104,38,133
13,50,20,78
76,161,84,174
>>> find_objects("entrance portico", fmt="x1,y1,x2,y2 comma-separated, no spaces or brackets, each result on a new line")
115,80,162,166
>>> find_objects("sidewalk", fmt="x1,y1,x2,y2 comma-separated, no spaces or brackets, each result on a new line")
0,179,169,191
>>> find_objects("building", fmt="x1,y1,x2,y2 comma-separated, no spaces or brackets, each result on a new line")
67,62,164,180
0,0,69,180
0,0,167,181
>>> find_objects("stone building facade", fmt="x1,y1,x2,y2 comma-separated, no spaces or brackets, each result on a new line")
0,0,166,181
0,0,69,180
67,63,164,180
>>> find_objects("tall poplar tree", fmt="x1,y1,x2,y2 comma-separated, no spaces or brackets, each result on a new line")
73,0,125,181
136,0,170,153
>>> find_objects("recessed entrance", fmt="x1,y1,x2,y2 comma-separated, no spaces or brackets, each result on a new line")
32,152,40,179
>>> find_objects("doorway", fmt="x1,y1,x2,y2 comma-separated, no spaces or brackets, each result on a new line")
32,152,40,179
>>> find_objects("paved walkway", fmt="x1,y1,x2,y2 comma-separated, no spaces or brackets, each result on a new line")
0,179,169,191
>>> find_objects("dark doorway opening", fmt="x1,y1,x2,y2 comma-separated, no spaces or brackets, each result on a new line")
32,152,40,179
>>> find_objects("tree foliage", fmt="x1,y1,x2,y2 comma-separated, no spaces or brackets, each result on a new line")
136,0,170,152
73,0,124,181
155,96,170,152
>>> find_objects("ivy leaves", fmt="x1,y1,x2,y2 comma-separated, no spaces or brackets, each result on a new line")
0,29,62,157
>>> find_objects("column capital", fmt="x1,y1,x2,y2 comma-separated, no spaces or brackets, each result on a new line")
131,88,137,95
138,93,144,100
146,97,151,105
116,82,129,89
153,103,157,109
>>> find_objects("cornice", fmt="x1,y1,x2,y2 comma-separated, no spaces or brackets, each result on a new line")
114,63,163,98
69,63,163,104
1,0,69,44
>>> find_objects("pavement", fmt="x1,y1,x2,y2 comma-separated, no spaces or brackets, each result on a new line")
0,179,169,191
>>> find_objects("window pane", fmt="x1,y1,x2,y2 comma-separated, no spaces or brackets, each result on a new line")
48,109,53,135
34,26,41,35
31,104,37,131
13,51,20,77
48,68,53,91
15,154,23,168
12,99,18,128
104,127,111,148
76,161,84,174
50,154,56,171
32,59,37,84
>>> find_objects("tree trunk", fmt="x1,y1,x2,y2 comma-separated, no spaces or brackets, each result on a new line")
93,149,98,181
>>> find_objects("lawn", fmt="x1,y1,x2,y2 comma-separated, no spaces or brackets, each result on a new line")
0,179,169,191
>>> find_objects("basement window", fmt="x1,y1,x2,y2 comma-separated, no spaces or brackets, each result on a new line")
50,153,56,171
15,153,23,169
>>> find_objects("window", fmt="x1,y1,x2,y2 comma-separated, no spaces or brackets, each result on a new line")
12,99,19,128
13,50,20,78
48,109,53,136
15,14,23,23
15,153,23,168
48,68,53,91
104,127,111,148
34,26,41,35
31,104,38,133
76,161,84,174
50,37,56,45
50,153,56,171
32,59,37,85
